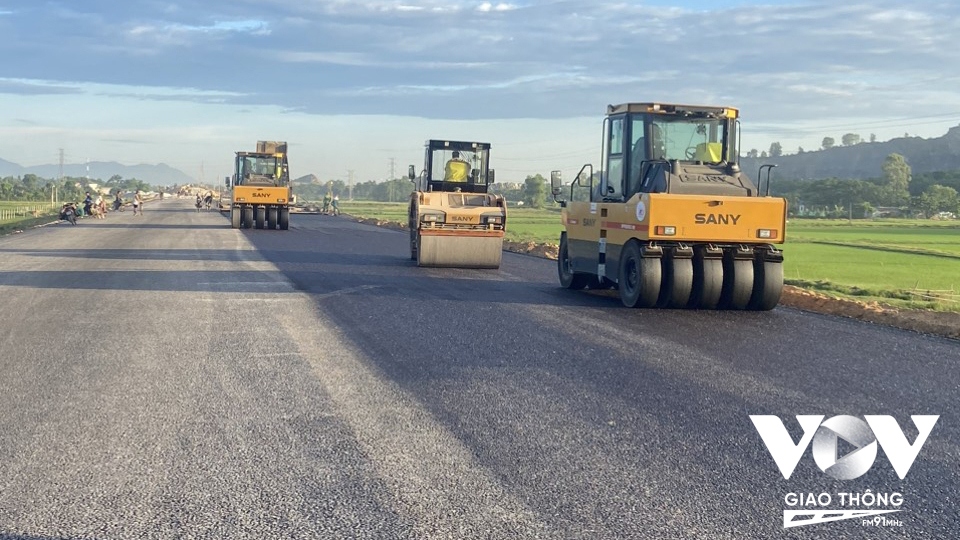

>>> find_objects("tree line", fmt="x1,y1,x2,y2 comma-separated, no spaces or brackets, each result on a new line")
7,156,958,218
293,178,412,203
294,175,552,208
0,174,154,202
746,132,886,158
772,154,960,218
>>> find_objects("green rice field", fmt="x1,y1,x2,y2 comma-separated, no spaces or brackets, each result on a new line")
781,220,960,309
0,201,58,231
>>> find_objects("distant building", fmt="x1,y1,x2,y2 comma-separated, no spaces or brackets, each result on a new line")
872,206,905,218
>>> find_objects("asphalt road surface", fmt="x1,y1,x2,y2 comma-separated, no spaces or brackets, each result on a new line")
0,198,957,540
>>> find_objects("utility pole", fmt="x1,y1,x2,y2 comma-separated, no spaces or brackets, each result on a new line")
348,169,354,200
389,158,395,181
56,148,64,204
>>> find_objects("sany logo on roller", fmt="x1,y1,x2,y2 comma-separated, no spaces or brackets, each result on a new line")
694,213,740,225
750,415,939,480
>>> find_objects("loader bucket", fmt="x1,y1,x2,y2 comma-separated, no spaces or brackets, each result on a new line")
417,230,504,269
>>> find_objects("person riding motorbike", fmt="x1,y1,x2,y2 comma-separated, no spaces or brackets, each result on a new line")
82,192,93,217
60,202,78,225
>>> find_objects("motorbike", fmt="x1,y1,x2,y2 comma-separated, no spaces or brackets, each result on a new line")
60,203,78,225
112,199,125,212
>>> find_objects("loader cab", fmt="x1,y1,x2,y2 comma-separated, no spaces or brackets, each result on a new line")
597,103,749,201
413,140,493,194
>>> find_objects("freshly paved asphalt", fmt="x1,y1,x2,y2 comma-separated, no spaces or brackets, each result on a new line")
0,198,956,539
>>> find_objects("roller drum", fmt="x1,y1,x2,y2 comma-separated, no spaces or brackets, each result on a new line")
417,233,503,269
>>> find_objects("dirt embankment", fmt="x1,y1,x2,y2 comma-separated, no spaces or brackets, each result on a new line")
356,216,959,340
777,286,960,340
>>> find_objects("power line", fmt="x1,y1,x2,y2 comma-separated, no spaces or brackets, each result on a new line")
496,148,597,162
754,111,960,137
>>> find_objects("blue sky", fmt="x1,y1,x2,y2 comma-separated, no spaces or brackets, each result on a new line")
2,0,960,184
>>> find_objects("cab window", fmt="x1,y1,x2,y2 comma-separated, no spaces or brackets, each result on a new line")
605,117,624,199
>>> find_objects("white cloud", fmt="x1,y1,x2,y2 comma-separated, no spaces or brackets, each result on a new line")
868,8,930,23
783,84,855,98
280,50,492,69
0,77,244,101
281,51,374,66
126,18,270,46
477,2,518,12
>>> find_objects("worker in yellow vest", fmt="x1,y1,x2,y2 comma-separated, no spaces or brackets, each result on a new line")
444,151,469,182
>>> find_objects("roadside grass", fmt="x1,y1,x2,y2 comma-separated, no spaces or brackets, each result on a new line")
344,202,960,311
787,220,960,257
504,208,563,243
0,214,61,235
781,243,959,311
0,201,57,213
782,219,960,311
341,201,407,222
0,201,60,234
342,201,563,243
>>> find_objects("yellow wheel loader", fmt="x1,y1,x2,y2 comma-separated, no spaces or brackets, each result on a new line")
407,140,506,268
228,141,292,230
551,103,786,310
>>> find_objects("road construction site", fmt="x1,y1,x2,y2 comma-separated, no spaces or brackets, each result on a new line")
0,198,956,539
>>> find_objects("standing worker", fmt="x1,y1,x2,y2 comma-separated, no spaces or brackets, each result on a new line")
95,194,106,219
322,192,332,215
331,194,340,216
133,190,143,215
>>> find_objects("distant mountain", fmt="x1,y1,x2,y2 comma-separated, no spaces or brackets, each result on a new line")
0,158,195,186
0,157,21,173
741,125,960,181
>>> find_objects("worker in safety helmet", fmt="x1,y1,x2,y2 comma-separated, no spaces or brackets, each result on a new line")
443,151,469,182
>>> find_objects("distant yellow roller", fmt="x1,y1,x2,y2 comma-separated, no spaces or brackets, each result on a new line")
407,140,507,269
417,231,504,268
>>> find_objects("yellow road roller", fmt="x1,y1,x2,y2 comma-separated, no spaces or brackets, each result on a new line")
551,103,786,310
229,141,291,230
407,140,506,268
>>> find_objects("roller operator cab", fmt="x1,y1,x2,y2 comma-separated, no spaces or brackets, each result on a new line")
407,140,507,268
552,103,786,310
229,140,292,230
